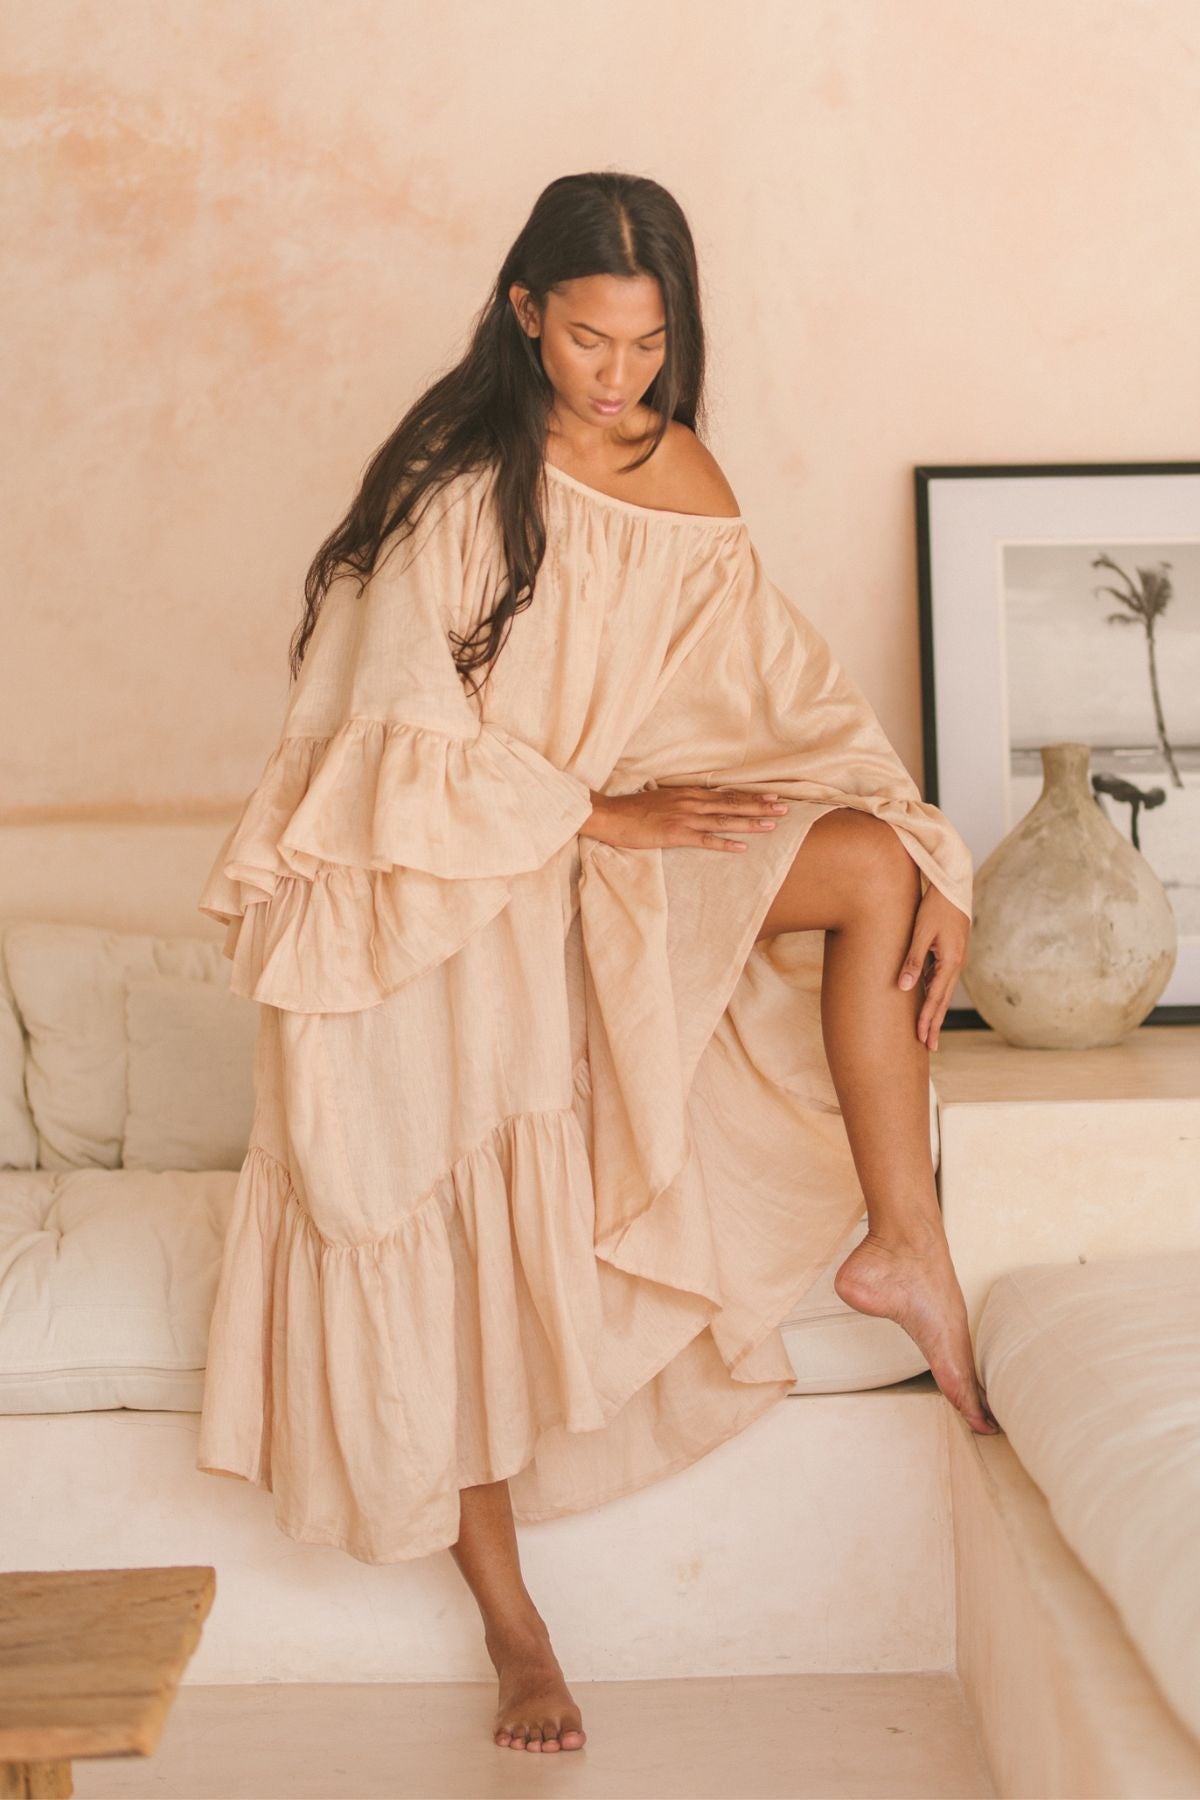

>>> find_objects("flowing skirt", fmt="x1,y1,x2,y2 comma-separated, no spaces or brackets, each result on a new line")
197,799,892,1564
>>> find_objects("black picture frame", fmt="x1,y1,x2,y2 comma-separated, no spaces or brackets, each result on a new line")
915,459,1200,1029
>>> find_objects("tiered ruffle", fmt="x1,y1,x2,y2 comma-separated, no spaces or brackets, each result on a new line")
195,1066,835,1561
196,1101,681,1563
199,717,594,1013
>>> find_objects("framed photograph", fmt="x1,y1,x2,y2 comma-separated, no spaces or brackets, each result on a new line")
915,459,1200,1026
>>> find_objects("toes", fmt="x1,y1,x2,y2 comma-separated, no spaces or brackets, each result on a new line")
967,1393,1001,1432
558,1712,585,1745
968,1382,1000,1432
494,1704,585,1753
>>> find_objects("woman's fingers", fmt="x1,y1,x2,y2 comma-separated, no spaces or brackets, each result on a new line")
897,933,931,994
678,786,785,807
683,788,790,846
879,890,967,1052
594,786,792,853
902,933,965,1051
694,816,781,849
618,785,795,851
918,965,954,1050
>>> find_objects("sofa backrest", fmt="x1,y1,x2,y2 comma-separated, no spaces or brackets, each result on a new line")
1,918,256,1172
0,813,255,1171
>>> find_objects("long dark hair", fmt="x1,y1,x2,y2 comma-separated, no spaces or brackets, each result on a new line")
290,170,710,697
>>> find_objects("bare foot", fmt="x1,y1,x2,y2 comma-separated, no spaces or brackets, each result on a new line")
833,1227,1002,1434
485,1622,587,1753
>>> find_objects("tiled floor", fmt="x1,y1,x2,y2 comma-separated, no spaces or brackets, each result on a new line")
73,1673,995,1799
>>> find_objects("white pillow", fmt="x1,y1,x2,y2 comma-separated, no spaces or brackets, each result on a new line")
5,922,239,1169
124,974,257,1171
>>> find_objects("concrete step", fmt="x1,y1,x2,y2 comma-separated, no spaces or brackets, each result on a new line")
1,1376,953,1684
932,1025,1200,1327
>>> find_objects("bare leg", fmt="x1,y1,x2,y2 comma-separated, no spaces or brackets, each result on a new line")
449,1478,586,1751
755,808,1000,1434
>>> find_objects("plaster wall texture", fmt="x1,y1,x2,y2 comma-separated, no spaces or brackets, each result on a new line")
3,0,1197,842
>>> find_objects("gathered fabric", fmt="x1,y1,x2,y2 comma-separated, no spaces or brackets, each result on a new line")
195,456,973,1563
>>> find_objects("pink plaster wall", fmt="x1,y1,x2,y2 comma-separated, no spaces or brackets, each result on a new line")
4,0,1198,821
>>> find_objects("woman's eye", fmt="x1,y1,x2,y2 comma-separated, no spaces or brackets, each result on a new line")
570,338,663,353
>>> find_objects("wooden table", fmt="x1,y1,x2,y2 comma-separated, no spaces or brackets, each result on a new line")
0,1567,215,1798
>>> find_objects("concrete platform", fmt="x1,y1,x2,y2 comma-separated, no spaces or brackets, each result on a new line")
0,1377,954,1684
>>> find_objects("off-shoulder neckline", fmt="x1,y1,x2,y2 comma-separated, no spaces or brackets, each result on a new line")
542,455,745,527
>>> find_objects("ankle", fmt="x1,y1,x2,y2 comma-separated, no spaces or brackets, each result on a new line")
861,1215,946,1256
483,1606,554,1662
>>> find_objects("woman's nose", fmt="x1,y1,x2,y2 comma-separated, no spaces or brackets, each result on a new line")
599,352,630,388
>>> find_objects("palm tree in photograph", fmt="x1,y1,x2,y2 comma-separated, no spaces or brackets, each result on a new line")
1091,551,1182,788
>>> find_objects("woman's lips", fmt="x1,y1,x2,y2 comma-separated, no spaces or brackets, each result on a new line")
590,397,625,414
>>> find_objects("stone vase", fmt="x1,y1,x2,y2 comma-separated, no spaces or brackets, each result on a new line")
961,741,1177,1048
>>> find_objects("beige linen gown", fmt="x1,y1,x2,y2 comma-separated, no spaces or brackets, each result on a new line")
195,455,973,1564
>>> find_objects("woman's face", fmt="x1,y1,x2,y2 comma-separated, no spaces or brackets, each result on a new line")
510,273,667,435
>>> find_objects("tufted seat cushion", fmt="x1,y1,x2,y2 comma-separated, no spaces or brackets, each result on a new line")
0,1165,235,1411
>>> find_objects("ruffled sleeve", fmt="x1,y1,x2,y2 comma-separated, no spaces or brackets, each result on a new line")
199,468,595,1013
611,528,973,920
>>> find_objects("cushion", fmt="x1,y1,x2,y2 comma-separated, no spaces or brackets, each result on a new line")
0,1166,236,1412
4,921,248,1170
977,1251,1200,1746
124,974,257,1171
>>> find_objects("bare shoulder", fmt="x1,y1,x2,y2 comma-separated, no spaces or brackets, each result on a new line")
656,421,741,518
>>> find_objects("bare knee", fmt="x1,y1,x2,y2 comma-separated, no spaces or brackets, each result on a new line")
825,810,921,912
757,808,919,939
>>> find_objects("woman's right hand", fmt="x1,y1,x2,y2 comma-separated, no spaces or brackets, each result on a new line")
582,784,791,852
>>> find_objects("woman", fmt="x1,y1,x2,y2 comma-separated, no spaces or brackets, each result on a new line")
196,169,999,1756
